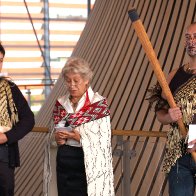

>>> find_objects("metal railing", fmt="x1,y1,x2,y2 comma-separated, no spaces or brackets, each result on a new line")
32,126,167,136
17,82,55,107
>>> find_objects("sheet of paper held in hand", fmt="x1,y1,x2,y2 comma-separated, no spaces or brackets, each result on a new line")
55,126,72,132
188,124,196,148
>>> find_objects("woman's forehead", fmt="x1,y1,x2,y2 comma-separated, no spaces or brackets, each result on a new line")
65,72,82,79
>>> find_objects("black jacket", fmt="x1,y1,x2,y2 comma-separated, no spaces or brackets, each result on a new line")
4,81,35,167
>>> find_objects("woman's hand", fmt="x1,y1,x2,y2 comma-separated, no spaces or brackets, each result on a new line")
60,129,80,142
54,128,81,145
0,133,8,144
71,129,81,142
54,131,66,145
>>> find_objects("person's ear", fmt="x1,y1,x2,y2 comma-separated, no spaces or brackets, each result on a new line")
84,79,89,86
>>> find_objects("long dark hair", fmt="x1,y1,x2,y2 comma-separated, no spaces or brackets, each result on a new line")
0,42,5,57
0,43,12,83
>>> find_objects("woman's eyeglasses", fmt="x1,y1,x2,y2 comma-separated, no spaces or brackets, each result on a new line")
65,79,82,87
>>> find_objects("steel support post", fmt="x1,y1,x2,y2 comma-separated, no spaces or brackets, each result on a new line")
123,140,131,196
43,0,51,98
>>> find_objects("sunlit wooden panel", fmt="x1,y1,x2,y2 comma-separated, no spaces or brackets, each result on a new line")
5,67,44,73
1,1,89,8
1,29,44,34
50,30,81,35
1,13,43,19
6,47,73,51
49,3,87,9
50,41,78,46
3,57,43,62
1,29,81,35
0,21,43,27
6,47,42,51
7,75,44,79
49,21,86,30
1,1,43,6
3,67,61,72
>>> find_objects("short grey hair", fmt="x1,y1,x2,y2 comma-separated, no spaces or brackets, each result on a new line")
62,57,93,82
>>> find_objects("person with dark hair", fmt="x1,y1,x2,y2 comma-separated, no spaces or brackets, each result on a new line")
148,22,196,196
0,44,5,57
0,43,35,196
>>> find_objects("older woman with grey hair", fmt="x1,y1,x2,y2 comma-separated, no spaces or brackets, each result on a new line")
53,57,114,196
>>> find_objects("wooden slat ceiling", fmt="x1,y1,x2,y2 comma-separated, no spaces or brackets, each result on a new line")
1,0,86,83
1,29,81,35
15,0,196,195
1,1,88,9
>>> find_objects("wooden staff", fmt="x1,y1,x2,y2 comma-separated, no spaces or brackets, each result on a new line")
128,9,196,161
